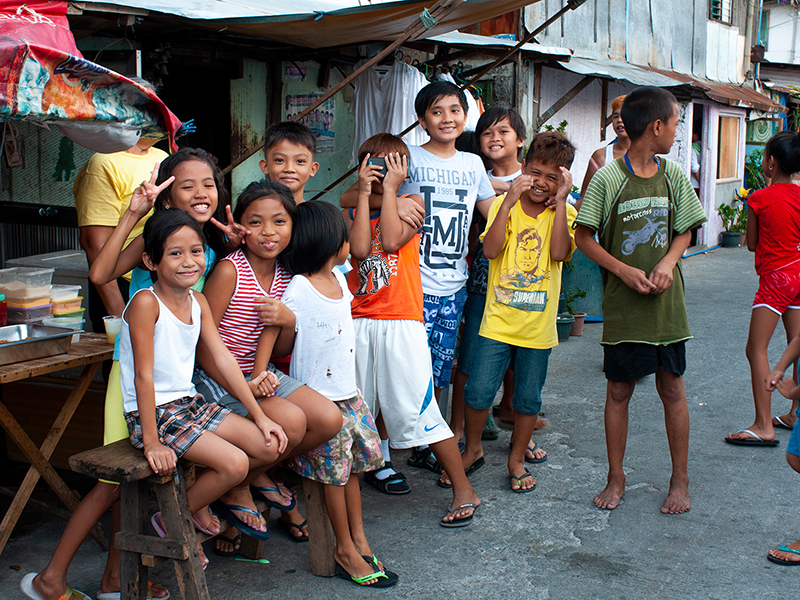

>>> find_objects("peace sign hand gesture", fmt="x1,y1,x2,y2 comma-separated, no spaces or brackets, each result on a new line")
128,162,175,219
211,205,251,249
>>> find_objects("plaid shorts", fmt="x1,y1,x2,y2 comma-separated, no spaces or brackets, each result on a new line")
124,394,230,458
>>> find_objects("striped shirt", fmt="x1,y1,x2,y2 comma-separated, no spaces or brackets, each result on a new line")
217,248,292,373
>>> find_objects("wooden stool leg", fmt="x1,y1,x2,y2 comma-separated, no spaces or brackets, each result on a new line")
302,478,336,577
119,480,149,600
154,468,209,600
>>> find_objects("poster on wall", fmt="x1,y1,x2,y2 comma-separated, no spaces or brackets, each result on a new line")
285,94,335,153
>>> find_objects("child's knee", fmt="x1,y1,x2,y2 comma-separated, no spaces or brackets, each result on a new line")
221,449,250,483
607,380,634,403
320,402,344,438
283,405,308,448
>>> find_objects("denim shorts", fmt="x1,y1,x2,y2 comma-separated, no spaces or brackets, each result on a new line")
423,287,468,388
463,336,551,415
455,292,486,377
192,367,305,417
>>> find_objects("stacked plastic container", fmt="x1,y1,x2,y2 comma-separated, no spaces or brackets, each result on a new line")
0,268,55,324
42,284,85,341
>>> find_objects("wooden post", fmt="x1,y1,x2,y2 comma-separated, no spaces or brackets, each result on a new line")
302,478,336,577
119,480,150,600
532,63,542,134
600,80,608,141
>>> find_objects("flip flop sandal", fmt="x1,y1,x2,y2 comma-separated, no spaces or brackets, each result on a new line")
773,416,794,431
277,518,309,542
724,429,780,446
335,561,396,588
362,555,399,586
211,531,241,557
191,513,221,536
250,484,297,511
510,470,536,494
406,447,442,473
440,503,478,528
437,456,485,489
524,443,548,464
210,501,270,540
767,545,800,566
364,463,411,495
20,573,91,600
96,581,171,599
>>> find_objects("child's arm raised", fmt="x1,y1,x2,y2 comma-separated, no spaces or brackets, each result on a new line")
546,167,574,262
340,179,425,230
380,153,424,253
127,292,177,475
195,292,288,453
348,155,382,260
575,225,657,295
88,165,174,286
482,175,532,259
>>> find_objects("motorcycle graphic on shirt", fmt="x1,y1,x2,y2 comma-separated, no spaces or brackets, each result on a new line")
621,212,669,256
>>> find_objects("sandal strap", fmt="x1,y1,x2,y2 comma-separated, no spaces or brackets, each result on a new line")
350,569,388,584
219,503,260,518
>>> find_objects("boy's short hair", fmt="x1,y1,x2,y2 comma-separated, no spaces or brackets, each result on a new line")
475,106,526,142
357,133,409,165
284,200,349,276
620,87,678,142
524,131,575,169
414,80,468,118
264,121,316,157
610,95,626,113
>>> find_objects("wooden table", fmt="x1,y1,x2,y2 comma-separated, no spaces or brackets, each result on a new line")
0,333,113,556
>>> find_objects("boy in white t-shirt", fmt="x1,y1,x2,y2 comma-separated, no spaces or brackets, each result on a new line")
398,81,496,472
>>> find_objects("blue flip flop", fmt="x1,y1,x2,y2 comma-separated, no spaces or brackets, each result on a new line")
210,501,270,540
768,545,800,566
524,443,548,464
250,484,297,511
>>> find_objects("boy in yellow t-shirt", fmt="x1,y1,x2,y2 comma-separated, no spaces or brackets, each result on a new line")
460,131,577,494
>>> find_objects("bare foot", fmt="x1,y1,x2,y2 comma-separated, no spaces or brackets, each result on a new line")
533,417,550,432
30,572,69,600
196,538,209,570
218,488,267,532
661,477,690,514
335,549,380,585
768,540,800,564
213,528,241,555
594,475,625,510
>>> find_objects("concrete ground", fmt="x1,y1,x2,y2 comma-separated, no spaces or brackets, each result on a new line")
2,246,798,599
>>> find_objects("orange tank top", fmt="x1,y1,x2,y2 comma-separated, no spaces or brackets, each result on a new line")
348,209,423,322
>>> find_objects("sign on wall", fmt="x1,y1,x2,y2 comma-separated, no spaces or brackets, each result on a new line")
284,94,335,153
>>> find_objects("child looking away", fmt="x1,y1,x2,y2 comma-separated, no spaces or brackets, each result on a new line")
260,121,319,205
574,86,706,515
447,132,575,494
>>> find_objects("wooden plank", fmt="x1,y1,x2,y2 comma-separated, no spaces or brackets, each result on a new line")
0,334,111,384
303,478,336,577
70,439,156,484
119,480,149,600
115,532,189,560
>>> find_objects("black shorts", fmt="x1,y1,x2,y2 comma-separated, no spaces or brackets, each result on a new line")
603,341,686,382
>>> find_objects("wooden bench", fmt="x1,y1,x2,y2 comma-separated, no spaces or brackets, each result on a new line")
69,441,337,599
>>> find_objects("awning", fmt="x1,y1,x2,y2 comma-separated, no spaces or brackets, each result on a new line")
1,1,183,152
423,30,571,61
560,56,786,114
76,0,544,49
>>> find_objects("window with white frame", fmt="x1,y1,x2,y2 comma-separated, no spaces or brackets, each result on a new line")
717,116,740,180
710,0,732,24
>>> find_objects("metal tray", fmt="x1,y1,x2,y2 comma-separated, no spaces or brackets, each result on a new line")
0,324,78,367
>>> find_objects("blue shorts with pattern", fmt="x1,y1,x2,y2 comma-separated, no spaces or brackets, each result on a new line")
423,287,468,388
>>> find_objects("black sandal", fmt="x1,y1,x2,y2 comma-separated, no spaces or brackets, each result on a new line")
211,531,241,557
277,517,309,542
364,463,411,495
406,447,442,473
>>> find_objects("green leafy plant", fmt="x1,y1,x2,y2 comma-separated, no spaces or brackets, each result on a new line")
562,285,587,315
544,119,569,133
744,149,766,191
717,187,750,233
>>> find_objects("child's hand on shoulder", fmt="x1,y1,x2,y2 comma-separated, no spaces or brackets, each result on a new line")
212,205,250,249
254,297,294,328
383,152,407,190
128,162,174,219
357,153,383,197
254,415,288,454
505,175,532,209
249,370,279,398
545,167,573,211
144,441,177,475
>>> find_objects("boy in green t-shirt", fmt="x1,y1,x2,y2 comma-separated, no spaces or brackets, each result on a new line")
575,86,706,515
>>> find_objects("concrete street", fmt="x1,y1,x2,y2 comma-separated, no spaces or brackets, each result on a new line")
2,246,798,599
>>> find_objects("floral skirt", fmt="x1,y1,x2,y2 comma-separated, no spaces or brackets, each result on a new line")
289,393,383,485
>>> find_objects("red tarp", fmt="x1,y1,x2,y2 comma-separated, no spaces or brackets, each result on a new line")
0,1,182,151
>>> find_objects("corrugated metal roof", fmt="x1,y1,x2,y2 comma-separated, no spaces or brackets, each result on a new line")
560,56,786,114
424,31,571,60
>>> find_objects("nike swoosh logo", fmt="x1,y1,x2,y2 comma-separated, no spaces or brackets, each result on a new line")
424,424,439,432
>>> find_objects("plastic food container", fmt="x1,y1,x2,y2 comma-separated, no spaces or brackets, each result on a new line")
0,267,55,298
41,316,85,343
8,303,53,324
52,296,83,315
7,294,52,309
0,294,6,327
50,284,82,302
52,308,85,320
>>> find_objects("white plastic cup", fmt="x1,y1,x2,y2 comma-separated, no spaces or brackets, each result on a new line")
103,315,122,345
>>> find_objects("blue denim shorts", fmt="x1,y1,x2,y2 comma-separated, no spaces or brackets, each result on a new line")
788,408,800,458
423,287,468,388
463,336,551,415
455,292,486,377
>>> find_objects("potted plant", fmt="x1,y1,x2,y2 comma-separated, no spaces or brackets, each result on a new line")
718,187,750,247
562,285,588,336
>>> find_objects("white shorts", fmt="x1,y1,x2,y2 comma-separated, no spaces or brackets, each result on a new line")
354,318,453,449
